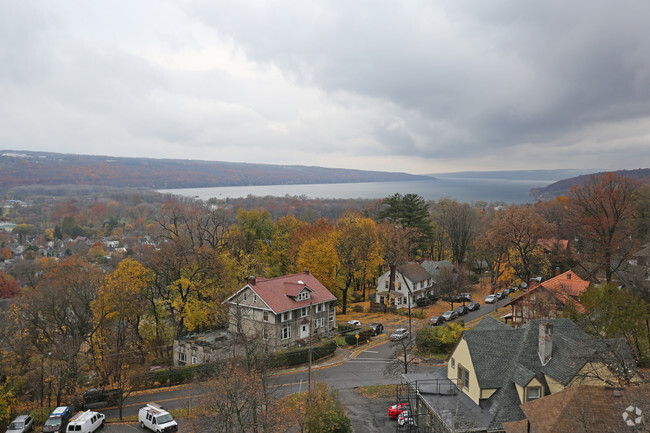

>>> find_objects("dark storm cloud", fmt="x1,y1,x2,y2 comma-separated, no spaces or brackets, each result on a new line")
188,0,650,161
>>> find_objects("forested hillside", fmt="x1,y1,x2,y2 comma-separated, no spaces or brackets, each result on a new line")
0,150,430,191
531,168,650,198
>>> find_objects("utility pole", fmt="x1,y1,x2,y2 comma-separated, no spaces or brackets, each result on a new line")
404,279,413,338
308,302,312,392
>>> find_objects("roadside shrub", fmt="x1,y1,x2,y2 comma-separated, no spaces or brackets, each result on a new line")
352,304,364,313
343,326,374,346
416,323,464,356
270,340,337,368
337,323,359,334
30,407,50,425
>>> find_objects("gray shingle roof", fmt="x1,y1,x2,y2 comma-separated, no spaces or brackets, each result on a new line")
396,263,432,284
420,260,453,278
462,317,633,429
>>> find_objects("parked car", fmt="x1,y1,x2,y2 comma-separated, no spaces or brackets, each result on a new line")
502,288,511,296
459,293,472,301
397,410,416,427
454,305,469,316
65,410,104,433
369,323,384,335
442,310,458,321
485,294,497,304
6,415,34,433
467,301,480,311
347,320,361,326
429,315,445,326
388,402,408,419
72,387,120,410
496,291,505,300
138,403,178,433
43,406,73,433
390,328,409,341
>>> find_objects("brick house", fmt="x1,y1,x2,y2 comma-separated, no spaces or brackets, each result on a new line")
224,271,337,351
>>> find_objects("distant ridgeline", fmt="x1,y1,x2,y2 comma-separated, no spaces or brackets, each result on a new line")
530,168,650,199
0,150,431,191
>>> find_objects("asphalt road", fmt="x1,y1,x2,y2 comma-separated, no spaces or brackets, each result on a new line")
94,296,512,432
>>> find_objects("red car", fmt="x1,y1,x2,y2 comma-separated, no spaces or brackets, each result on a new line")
388,402,408,419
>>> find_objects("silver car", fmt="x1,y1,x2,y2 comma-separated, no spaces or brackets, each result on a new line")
390,328,409,340
6,415,34,433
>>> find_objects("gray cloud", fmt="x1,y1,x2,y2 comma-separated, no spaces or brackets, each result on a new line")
0,1,648,173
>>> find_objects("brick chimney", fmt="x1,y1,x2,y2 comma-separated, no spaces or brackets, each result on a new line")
247,276,256,286
304,268,310,275
538,322,553,366
555,267,561,276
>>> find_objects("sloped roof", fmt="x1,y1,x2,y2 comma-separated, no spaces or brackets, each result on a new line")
505,270,590,308
226,272,336,314
420,260,453,278
396,263,432,284
462,317,634,429
505,384,650,433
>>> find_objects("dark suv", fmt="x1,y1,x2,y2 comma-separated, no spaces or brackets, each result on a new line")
369,323,384,336
43,406,72,433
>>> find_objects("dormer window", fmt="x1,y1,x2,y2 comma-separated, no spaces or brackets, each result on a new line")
297,291,310,301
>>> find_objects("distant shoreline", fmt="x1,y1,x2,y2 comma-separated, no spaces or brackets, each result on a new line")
160,178,554,204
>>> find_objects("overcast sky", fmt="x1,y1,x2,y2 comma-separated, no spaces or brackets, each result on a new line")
1,1,649,174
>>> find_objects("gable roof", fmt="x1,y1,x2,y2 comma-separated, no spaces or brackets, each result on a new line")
420,260,453,279
226,271,336,314
503,384,650,433
460,317,635,430
396,263,432,284
505,270,590,308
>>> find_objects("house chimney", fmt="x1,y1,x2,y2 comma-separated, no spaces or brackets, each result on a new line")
304,268,310,275
247,276,256,286
555,267,561,276
538,322,553,366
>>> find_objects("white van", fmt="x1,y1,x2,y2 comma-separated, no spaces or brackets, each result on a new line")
65,410,105,432
138,403,178,433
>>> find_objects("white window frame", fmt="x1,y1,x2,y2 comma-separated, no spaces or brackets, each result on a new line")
281,326,291,340
282,311,292,322
315,318,324,328
253,294,257,303
526,387,541,401
243,292,248,301
263,311,269,322
300,307,308,317
315,304,322,313
178,352,186,363
191,356,198,365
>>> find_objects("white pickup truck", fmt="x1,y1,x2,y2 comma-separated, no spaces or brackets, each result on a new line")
138,403,178,433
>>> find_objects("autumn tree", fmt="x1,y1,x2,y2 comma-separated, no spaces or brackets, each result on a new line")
92,258,153,419
377,223,413,297
11,256,104,406
285,382,352,433
569,172,641,282
189,361,287,433
0,272,20,298
146,201,233,339
334,212,382,314
436,200,477,265
487,207,553,284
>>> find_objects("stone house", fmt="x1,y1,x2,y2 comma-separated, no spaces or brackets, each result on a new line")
224,271,337,351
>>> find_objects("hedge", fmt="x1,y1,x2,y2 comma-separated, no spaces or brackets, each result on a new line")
343,326,374,345
270,340,337,368
337,323,360,334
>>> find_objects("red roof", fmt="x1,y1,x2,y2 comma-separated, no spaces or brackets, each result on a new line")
506,270,590,308
234,272,337,314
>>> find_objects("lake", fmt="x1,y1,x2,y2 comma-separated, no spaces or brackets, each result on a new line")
159,178,553,203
